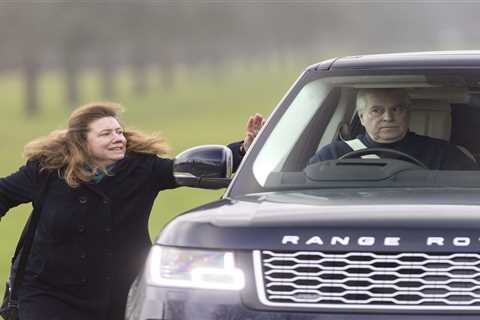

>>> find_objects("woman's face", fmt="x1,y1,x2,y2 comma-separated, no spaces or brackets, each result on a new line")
86,116,127,168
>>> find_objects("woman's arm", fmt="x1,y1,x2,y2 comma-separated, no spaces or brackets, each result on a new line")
0,161,38,217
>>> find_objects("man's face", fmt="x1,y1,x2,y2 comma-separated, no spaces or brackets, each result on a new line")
359,91,409,143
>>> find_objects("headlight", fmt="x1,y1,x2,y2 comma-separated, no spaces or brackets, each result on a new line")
146,245,245,290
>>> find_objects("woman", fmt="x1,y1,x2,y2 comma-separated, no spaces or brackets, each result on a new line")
0,102,264,320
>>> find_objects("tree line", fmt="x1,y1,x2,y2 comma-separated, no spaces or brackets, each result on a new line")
0,1,477,116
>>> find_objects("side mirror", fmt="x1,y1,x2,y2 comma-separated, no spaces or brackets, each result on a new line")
173,145,233,189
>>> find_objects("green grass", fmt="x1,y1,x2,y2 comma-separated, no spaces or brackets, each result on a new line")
0,60,303,284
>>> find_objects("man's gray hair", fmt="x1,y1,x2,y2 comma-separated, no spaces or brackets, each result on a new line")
356,88,411,115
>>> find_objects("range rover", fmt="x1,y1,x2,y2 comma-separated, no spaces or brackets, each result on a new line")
126,51,480,320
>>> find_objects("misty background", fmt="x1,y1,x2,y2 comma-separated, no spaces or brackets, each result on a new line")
0,1,478,116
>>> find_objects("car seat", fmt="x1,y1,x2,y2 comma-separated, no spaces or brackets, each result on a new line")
409,99,452,140
410,99,476,162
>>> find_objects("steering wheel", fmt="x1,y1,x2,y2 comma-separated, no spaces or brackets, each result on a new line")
338,148,428,169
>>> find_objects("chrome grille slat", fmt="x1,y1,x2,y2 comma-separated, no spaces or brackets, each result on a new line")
265,271,480,280
266,295,480,305
265,282,480,292
255,250,480,310
266,288,480,298
264,264,480,272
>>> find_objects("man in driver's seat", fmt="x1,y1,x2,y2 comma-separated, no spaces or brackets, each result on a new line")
309,88,478,170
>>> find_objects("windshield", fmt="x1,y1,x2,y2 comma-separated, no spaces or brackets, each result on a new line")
232,70,480,194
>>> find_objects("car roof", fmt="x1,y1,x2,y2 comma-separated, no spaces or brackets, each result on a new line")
312,51,480,71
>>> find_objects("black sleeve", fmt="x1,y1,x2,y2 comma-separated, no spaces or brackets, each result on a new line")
308,147,332,164
308,142,349,165
152,156,178,191
227,141,244,173
0,161,39,217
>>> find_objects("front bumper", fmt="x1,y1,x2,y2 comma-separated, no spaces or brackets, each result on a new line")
126,277,480,320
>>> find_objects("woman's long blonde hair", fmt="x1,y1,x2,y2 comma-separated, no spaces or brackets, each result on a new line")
24,102,170,187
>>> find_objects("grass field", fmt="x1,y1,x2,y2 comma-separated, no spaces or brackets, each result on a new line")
0,60,302,284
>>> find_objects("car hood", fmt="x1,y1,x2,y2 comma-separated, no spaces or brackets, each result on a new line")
156,188,480,252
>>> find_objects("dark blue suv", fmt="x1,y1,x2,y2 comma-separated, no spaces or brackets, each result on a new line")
126,51,480,320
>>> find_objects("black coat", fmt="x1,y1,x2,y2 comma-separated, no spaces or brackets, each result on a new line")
0,142,243,320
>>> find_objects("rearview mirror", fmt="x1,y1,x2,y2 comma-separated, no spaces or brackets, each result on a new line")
173,145,233,189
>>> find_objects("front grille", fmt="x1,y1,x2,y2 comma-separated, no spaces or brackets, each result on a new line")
253,250,480,310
